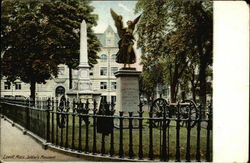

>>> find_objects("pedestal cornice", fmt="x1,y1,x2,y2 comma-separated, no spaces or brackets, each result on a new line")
114,70,141,78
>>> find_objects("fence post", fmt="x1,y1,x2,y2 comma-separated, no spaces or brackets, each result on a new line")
175,103,181,162
26,99,30,131
85,99,90,153
119,111,124,158
148,110,154,160
196,105,202,162
46,98,51,143
92,99,97,154
185,104,191,162
65,113,69,149
51,97,55,144
72,112,76,150
161,105,167,161
109,101,115,157
101,133,106,155
206,104,212,162
55,98,59,146
138,100,144,160
65,99,69,149
128,112,134,159
78,111,82,152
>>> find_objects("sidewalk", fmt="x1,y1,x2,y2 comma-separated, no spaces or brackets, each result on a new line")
0,118,83,162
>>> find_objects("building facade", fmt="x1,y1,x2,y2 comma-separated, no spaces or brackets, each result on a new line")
1,25,123,103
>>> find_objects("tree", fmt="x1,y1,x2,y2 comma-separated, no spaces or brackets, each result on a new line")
1,0,100,99
1,0,59,100
179,62,199,102
41,0,100,89
139,48,165,100
135,0,213,107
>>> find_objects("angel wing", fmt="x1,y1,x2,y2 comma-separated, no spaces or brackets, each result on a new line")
110,9,125,38
130,15,141,31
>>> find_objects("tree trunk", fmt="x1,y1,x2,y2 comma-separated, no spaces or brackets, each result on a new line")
30,81,36,104
170,64,179,103
69,67,72,89
199,55,207,118
191,85,196,103
192,68,197,103
190,72,197,103
192,91,196,102
170,83,178,103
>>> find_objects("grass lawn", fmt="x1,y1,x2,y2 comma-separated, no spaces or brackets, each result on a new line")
50,113,212,161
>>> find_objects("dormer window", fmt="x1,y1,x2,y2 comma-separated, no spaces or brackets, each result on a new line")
107,39,111,45
106,37,114,47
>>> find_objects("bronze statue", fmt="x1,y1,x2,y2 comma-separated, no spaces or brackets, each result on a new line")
110,9,141,68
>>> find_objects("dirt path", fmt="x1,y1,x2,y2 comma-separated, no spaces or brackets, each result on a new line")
0,118,84,162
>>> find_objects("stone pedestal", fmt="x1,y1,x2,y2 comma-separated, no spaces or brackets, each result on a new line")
114,69,141,127
66,65,101,104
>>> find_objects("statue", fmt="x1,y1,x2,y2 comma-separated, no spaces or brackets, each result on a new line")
110,9,141,69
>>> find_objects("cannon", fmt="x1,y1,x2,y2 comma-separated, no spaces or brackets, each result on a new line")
150,98,199,128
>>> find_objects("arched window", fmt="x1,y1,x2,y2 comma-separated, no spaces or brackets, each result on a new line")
111,54,116,61
55,86,65,97
100,54,107,61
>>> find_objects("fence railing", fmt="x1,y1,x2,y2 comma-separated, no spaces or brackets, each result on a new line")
0,97,212,162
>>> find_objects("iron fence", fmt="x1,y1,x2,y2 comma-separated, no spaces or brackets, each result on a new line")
0,97,212,162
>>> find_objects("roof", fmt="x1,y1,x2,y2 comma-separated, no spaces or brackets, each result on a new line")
95,25,119,47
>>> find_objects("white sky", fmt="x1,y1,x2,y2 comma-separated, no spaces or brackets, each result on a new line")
91,1,139,33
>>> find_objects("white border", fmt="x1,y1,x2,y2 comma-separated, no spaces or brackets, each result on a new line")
214,1,249,162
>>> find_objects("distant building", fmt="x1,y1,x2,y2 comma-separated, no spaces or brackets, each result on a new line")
0,25,127,103
91,25,122,102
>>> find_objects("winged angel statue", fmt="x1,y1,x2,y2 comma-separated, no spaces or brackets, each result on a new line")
110,9,141,68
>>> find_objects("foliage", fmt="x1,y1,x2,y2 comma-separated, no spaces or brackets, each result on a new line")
41,0,100,68
135,0,213,104
1,0,100,98
1,0,58,99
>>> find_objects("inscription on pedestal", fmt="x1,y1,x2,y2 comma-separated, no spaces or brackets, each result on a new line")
115,70,141,114
121,79,139,112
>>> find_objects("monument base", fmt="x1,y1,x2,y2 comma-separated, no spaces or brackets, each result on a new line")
114,69,141,128
67,90,101,104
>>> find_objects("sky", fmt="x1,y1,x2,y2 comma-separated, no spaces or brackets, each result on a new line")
91,1,139,33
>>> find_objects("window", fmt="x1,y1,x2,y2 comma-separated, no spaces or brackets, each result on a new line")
111,96,116,103
107,39,111,45
100,67,107,76
100,54,107,61
4,95,14,99
15,82,21,90
4,82,11,90
111,54,116,61
111,67,118,75
111,82,116,90
55,86,65,97
100,82,107,89
89,68,93,76
101,96,107,102
58,67,65,75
